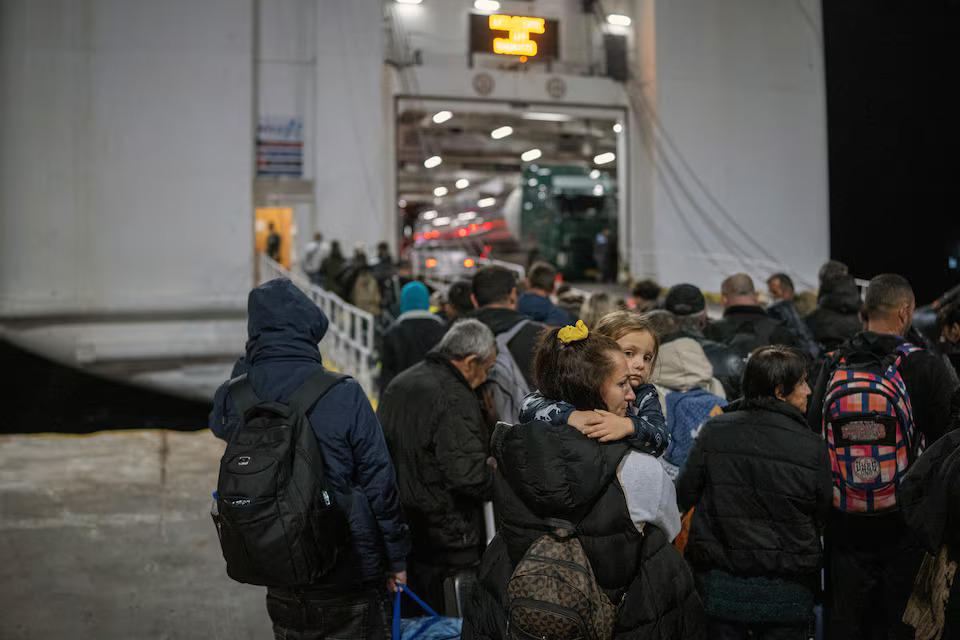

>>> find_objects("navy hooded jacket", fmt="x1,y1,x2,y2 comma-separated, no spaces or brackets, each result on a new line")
517,292,575,327
209,279,410,585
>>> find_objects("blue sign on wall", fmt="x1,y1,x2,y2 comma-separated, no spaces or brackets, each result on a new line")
257,117,303,177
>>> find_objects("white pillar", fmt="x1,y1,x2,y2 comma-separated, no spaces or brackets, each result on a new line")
312,0,389,257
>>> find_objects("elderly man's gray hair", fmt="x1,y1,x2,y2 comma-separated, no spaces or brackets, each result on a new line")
435,318,496,361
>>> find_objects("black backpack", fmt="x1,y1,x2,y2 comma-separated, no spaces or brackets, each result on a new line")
213,369,350,587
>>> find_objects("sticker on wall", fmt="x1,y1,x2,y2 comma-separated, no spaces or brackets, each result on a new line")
257,117,303,177
473,72,495,96
546,76,567,99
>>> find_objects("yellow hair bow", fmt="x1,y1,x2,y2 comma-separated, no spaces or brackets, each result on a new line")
558,319,589,343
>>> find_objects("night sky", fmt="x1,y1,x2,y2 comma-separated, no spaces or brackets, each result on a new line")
822,0,960,304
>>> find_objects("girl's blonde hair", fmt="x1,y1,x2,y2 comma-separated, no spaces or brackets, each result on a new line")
593,309,661,364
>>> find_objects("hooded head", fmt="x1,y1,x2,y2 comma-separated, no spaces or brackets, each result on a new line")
245,279,329,364
401,281,430,314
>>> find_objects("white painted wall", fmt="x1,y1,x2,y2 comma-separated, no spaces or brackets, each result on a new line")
257,0,315,263
638,0,828,291
0,0,830,394
0,0,254,317
391,0,828,292
310,0,390,257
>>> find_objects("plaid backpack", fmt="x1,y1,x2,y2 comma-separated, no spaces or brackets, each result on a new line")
506,521,618,640
821,340,923,513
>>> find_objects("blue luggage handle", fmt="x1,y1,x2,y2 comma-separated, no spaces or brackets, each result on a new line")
393,584,441,640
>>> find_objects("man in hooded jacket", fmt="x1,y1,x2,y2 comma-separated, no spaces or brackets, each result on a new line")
209,279,410,640
805,274,863,353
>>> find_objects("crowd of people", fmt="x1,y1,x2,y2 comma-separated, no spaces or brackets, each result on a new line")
209,251,960,640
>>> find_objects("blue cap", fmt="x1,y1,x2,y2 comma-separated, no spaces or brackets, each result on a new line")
401,281,430,314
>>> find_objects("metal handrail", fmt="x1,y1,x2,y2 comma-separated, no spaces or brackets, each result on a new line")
258,254,375,394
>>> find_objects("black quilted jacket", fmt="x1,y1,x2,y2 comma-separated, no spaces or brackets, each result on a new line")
677,397,833,584
462,420,705,640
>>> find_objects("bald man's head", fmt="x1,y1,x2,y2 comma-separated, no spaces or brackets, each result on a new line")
721,273,759,308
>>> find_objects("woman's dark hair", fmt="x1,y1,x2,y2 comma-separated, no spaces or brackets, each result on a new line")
937,300,960,333
533,329,624,411
742,345,808,401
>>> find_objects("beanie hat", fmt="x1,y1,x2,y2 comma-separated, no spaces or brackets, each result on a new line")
401,281,430,314
664,284,706,316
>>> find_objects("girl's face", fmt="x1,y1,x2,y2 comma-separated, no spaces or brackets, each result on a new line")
616,330,657,385
601,351,637,417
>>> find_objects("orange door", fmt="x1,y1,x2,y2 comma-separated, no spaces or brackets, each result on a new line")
255,207,293,269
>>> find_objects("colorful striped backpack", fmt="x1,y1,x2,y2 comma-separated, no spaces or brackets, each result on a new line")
822,340,923,513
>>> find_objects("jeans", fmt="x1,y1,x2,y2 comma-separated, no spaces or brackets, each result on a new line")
266,587,389,640
707,618,808,640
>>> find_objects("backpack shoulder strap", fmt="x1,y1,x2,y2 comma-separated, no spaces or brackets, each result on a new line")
498,318,532,346
288,369,350,415
227,374,261,416
896,342,923,357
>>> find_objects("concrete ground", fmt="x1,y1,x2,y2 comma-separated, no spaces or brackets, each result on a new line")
0,429,273,639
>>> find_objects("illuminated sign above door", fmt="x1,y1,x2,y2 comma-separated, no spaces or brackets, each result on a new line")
469,13,559,60
489,15,544,56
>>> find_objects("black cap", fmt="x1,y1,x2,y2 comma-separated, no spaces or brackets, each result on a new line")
664,284,705,316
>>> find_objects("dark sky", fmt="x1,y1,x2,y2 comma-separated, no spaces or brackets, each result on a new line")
822,0,960,304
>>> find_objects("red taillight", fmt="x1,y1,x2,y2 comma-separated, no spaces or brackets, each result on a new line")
457,229,468,237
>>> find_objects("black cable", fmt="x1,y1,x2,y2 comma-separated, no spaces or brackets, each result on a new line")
653,139,731,274
630,84,809,282
626,87,756,272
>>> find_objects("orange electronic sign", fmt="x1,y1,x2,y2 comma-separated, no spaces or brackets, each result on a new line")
489,15,545,56
469,13,558,60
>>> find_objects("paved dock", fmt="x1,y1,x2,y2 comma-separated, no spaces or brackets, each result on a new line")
0,430,272,639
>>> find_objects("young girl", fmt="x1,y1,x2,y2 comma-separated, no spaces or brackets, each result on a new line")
519,311,668,456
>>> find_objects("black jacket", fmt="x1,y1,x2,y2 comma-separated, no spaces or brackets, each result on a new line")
379,311,446,399
768,299,821,359
677,397,833,584
378,353,496,555
463,419,704,640
466,307,545,388
705,305,798,356
901,428,960,555
806,275,862,352
677,330,745,399
901,428,960,640
209,279,410,585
